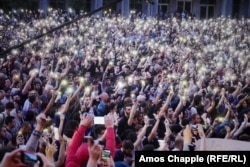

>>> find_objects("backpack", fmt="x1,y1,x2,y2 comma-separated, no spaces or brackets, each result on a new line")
0,113,6,125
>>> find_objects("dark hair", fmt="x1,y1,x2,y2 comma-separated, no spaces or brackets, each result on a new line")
42,68,47,74
217,128,227,138
122,140,134,150
63,120,79,138
28,95,37,104
124,103,133,109
124,65,130,69
109,102,117,110
64,120,79,133
40,103,48,111
92,80,99,85
5,102,15,110
25,110,35,121
14,100,22,108
193,95,202,106
196,105,204,115
94,125,106,136
191,113,199,121
238,134,250,141
141,144,155,151
5,116,15,125
227,87,236,94
242,87,250,94
205,93,213,100
126,131,137,143
63,129,75,138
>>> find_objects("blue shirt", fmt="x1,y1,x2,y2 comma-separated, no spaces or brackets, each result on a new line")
96,101,106,116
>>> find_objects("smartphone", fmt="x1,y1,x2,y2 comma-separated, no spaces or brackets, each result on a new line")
191,124,206,130
21,151,38,164
53,127,59,141
191,125,198,130
102,149,110,160
99,149,111,167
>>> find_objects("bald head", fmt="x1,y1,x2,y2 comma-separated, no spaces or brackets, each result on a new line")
174,135,184,150
100,92,109,103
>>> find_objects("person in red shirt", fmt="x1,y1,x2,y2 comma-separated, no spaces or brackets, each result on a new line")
65,114,116,167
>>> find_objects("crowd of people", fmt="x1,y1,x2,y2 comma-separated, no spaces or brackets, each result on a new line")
0,8,250,167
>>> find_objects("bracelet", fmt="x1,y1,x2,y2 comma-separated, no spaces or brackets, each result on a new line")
32,130,42,138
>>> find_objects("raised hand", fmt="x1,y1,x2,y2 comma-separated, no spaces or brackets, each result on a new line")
36,113,52,131
104,115,114,129
183,125,192,144
80,114,94,128
45,142,58,163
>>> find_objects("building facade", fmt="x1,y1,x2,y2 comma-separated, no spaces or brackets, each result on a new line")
0,0,249,19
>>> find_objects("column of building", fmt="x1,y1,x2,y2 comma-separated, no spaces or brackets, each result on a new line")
91,0,103,16
142,0,159,16
151,0,159,16
192,0,200,18
121,0,130,17
238,0,246,18
39,0,48,13
221,0,233,17
248,0,250,18
168,0,177,16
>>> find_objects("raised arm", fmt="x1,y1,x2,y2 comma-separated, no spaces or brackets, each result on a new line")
134,117,149,148
148,112,162,142
59,60,70,78
54,114,66,167
231,82,242,99
65,114,93,166
43,90,57,115
233,114,248,139
25,113,51,152
216,89,225,109
104,115,116,158
230,116,239,137
21,72,36,95
58,92,73,115
206,96,215,114
154,80,163,106
224,106,232,121
55,137,66,167
69,79,84,103
173,95,184,116
128,101,138,126
182,125,192,151
139,80,146,95
197,124,206,150
236,95,248,109
161,92,173,113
